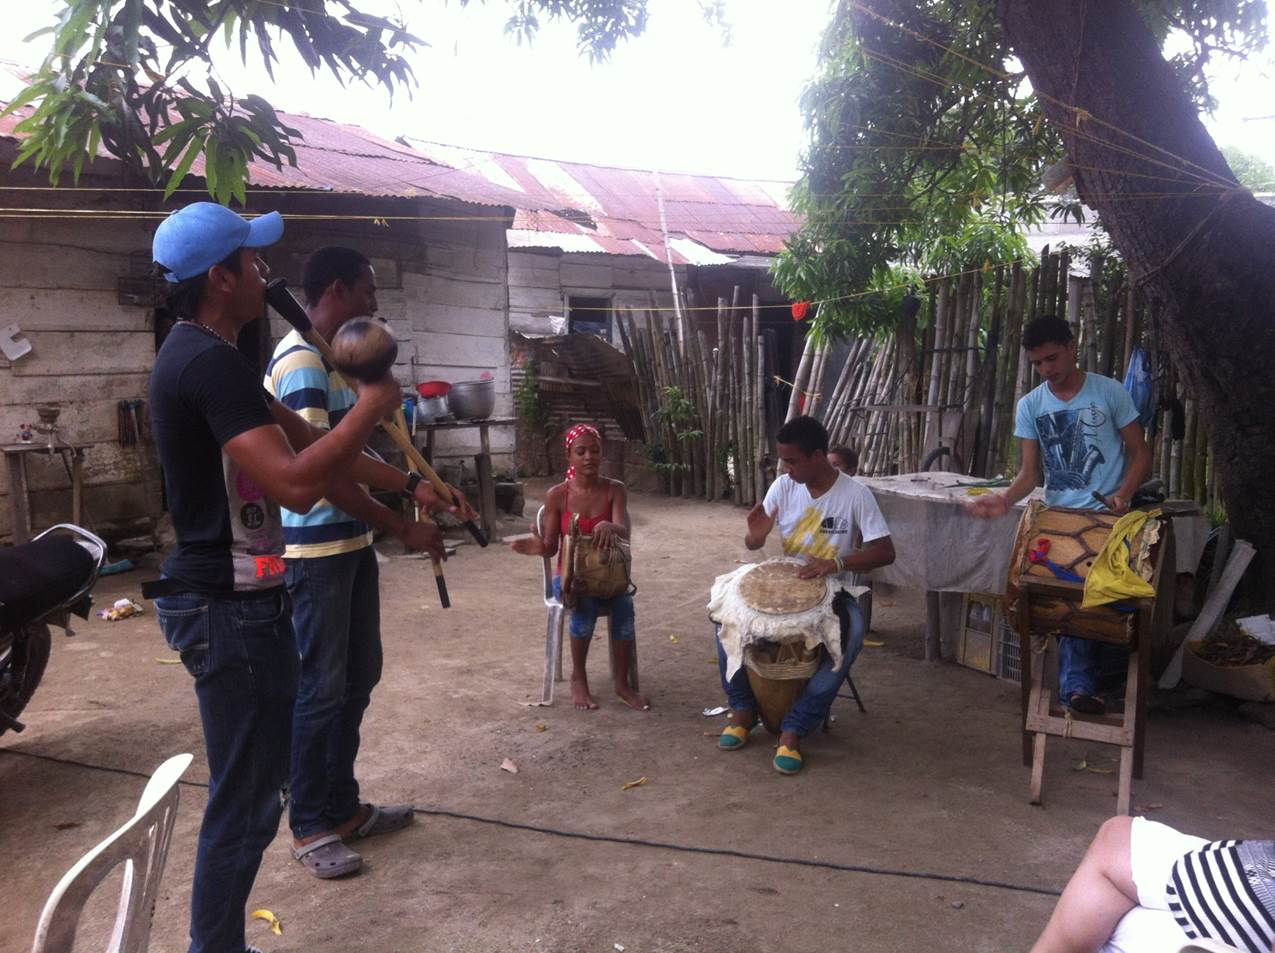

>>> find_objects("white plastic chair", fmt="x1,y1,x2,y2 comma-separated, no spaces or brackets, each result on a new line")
533,505,637,706
31,753,194,953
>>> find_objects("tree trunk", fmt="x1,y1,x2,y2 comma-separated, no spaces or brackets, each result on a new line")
1000,0,1275,607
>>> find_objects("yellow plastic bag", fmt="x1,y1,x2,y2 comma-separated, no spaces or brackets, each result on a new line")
1081,509,1160,609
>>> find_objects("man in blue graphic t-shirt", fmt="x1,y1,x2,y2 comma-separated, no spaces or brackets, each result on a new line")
967,315,1151,713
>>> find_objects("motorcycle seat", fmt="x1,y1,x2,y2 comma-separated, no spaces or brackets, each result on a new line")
0,535,96,630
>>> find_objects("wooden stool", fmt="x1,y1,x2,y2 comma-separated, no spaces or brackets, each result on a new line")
1018,590,1152,816
1009,506,1174,816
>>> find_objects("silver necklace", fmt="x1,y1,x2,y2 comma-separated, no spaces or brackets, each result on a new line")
187,320,234,348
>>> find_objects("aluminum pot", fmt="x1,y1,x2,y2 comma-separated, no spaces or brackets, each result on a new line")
447,378,496,420
416,395,450,422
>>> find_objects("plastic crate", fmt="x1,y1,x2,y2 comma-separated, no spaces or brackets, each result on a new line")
997,617,1022,683
958,593,1001,674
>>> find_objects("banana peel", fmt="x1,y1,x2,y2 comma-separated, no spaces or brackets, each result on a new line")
251,909,283,936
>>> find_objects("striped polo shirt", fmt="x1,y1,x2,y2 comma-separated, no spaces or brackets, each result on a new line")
263,329,374,559
1167,839,1275,953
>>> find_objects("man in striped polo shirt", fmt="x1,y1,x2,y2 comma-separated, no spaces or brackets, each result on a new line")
265,246,440,879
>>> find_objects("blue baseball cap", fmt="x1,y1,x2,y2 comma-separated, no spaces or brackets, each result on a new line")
152,203,284,282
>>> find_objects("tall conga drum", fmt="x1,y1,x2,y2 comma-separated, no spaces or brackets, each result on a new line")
1006,501,1174,669
708,559,841,735
1004,500,1174,815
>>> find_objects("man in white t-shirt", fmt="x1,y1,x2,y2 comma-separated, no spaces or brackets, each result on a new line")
716,416,895,775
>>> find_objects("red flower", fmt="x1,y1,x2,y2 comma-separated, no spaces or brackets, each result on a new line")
791,300,811,321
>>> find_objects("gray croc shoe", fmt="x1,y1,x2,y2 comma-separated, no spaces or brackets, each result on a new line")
349,803,415,841
291,833,363,879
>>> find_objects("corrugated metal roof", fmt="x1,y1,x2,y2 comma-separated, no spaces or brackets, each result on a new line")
406,138,800,262
0,61,538,211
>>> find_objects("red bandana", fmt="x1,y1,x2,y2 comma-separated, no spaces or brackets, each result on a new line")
564,423,602,481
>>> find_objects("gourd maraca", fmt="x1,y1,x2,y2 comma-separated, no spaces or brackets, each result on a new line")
331,319,398,382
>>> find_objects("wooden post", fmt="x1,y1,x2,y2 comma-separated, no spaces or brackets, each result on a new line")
1055,249,1070,318
1193,414,1208,506
924,278,949,452
749,334,759,494
1122,284,1140,378
785,331,814,424
741,302,755,504
1181,398,1196,500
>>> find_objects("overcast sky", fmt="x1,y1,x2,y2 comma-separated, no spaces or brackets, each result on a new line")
0,0,1270,182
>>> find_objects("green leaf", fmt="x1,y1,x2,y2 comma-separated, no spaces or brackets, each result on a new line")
163,136,203,199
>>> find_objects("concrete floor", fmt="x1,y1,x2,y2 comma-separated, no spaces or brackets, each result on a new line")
3,482,1272,953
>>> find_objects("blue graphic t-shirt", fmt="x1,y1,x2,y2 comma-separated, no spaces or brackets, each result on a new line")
1015,372,1140,510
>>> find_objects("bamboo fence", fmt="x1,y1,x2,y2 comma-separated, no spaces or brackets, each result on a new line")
617,249,1220,515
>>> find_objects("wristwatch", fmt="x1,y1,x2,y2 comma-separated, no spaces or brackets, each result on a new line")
400,470,423,501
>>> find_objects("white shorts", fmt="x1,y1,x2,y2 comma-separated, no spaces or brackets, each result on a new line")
1101,818,1209,953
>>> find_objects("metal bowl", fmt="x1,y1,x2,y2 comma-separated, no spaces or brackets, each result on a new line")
446,378,496,420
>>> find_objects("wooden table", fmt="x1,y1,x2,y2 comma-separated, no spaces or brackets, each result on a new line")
3,442,89,543
413,417,517,542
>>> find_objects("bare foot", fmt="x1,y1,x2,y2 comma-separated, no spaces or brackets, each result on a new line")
615,683,650,711
778,729,801,753
333,805,374,839
293,805,373,850
571,676,599,710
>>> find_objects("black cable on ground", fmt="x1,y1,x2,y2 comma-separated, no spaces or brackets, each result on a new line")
0,749,1060,899
414,806,1061,898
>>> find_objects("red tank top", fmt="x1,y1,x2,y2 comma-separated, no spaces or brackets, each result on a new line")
557,485,611,572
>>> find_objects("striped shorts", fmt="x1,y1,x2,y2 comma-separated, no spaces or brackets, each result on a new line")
1110,818,1275,953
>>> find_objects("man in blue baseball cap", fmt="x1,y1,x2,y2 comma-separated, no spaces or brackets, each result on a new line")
153,201,286,283
149,203,456,953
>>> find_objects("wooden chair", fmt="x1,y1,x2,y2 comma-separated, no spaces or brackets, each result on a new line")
31,753,193,953
532,505,638,706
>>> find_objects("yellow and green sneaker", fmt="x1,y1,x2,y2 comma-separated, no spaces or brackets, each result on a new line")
773,745,804,775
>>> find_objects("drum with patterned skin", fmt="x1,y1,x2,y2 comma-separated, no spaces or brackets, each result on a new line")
1006,501,1174,671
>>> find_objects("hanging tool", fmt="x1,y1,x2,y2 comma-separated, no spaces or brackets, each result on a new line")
1027,538,1084,583
394,405,450,609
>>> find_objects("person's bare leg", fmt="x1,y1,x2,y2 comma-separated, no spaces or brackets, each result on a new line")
1030,816,1140,953
610,639,649,710
569,636,598,710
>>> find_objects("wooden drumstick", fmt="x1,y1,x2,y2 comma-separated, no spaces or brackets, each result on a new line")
266,278,488,547
394,406,450,609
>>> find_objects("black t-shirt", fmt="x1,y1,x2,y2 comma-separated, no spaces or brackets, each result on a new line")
149,322,285,593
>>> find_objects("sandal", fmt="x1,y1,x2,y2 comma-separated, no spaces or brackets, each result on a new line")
718,724,752,750
291,833,363,879
773,745,804,775
349,803,415,841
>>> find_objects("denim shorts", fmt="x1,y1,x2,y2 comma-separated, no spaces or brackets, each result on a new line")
553,576,635,641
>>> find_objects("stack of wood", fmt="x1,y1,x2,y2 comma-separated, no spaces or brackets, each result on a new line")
616,291,767,506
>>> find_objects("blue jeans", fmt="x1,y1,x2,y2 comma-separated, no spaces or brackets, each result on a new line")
285,547,383,839
1059,635,1127,700
155,588,298,953
715,591,865,737
552,575,636,641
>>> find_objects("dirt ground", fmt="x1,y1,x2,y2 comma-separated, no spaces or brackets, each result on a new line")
3,480,1273,953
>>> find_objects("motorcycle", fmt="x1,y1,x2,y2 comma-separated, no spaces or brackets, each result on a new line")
0,523,107,736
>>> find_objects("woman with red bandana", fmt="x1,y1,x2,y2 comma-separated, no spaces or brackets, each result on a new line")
511,424,648,711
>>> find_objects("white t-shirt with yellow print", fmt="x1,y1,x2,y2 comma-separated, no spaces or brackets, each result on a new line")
762,472,891,587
